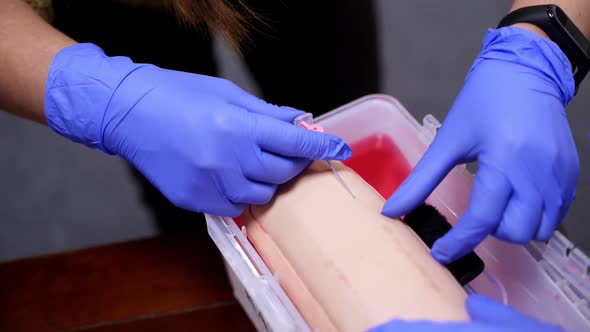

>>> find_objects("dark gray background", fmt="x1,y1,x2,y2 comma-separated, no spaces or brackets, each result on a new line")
1,0,588,262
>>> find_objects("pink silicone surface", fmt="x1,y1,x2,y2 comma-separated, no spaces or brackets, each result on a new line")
234,134,410,228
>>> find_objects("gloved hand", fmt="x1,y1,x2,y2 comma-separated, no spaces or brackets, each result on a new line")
45,43,351,217
383,27,579,263
368,294,565,332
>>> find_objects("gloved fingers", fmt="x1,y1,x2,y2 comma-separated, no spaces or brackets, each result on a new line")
466,294,525,323
516,139,573,241
188,177,248,217
557,184,577,231
382,129,464,218
366,319,493,332
537,208,561,241
367,296,561,332
220,172,278,206
493,178,543,244
243,151,310,184
556,137,580,222
254,115,352,160
226,181,277,205
265,105,307,123
431,163,512,263
558,183,577,224
535,171,564,241
206,201,248,218
466,294,541,328
227,83,304,122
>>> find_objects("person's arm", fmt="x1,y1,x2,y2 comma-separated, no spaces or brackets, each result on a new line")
0,0,352,217
511,0,590,39
0,0,74,124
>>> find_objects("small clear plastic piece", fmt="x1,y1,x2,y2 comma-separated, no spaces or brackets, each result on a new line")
293,112,315,126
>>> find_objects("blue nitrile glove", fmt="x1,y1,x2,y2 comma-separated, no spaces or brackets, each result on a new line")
382,27,579,263
368,294,565,332
45,43,351,217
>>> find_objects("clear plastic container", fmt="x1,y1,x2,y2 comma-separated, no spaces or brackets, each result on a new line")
206,94,590,332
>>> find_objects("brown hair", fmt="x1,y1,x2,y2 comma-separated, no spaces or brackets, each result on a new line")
167,0,259,50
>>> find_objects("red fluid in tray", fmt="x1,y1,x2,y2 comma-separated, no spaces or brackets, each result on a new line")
235,133,412,227
343,133,412,199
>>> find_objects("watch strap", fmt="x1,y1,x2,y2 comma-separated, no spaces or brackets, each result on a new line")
498,5,590,91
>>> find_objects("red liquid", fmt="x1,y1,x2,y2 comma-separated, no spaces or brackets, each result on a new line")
343,133,412,199
235,134,411,227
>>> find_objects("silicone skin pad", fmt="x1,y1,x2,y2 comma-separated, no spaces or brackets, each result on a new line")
242,161,468,332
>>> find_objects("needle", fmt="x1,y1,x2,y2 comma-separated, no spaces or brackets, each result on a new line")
325,160,356,199
293,113,356,199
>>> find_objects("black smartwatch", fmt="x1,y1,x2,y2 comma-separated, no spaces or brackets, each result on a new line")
498,4,590,92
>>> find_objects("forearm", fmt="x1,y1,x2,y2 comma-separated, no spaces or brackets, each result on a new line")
511,0,590,39
0,0,74,124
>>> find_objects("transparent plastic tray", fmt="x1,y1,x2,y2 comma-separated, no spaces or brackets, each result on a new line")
206,94,590,332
